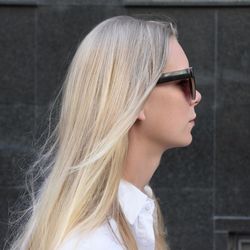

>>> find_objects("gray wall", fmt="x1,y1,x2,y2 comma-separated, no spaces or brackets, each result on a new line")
0,1,250,249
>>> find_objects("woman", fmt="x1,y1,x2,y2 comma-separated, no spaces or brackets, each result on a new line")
8,15,201,250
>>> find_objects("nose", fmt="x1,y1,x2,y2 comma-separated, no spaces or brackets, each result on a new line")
191,90,202,106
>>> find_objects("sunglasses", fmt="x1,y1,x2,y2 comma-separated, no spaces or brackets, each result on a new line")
156,67,196,100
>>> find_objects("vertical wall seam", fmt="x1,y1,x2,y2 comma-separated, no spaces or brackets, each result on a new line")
213,8,218,250
34,6,38,136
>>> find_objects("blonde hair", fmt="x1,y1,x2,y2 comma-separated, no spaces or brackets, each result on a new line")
6,15,177,250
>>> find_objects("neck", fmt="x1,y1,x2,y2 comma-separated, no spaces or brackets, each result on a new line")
122,125,166,192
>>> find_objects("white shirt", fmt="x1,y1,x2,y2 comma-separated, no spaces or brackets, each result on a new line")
58,179,156,250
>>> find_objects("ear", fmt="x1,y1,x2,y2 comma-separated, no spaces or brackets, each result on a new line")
137,109,146,121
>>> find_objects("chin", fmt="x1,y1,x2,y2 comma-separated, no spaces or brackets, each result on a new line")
166,137,192,150
161,131,194,150
170,135,193,149
183,134,193,147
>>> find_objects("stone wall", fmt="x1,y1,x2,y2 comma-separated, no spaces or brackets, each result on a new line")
0,1,249,249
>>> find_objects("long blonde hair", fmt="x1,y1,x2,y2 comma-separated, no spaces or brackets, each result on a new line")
6,15,177,250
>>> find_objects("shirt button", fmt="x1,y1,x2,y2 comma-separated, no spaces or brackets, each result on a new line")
145,203,151,211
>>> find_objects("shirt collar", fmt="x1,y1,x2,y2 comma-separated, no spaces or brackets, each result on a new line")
118,179,155,225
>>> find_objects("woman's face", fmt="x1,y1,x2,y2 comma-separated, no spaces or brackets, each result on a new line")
139,36,202,150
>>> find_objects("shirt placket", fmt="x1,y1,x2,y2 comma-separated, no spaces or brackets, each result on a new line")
133,199,155,250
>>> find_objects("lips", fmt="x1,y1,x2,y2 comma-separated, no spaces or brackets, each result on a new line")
189,115,196,122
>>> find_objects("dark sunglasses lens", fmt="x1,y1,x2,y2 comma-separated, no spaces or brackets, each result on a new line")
180,79,194,100
189,77,196,100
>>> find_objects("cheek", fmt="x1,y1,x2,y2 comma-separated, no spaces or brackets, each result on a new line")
144,94,182,135
152,93,185,124
144,92,189,136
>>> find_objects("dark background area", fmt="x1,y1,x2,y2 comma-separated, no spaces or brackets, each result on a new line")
0,1,250,250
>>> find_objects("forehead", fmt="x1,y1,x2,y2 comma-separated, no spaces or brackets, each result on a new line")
164,37,189,73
